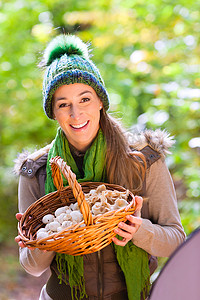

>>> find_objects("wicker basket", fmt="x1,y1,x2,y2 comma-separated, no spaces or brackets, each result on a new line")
18,156,136,256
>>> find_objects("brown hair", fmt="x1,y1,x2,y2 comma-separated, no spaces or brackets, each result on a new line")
100,110,146,194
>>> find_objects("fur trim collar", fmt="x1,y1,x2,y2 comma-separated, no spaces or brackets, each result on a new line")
14,129,175,175
127,129,175,158
13,141,53,176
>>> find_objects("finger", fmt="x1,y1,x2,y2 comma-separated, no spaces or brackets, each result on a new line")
112,236,127,246
116,223,138,237
134,196,143,217
15,236,32,249
126,216,142,233
16,213,23,221
15,236,24,245
126,215,142,226
15,236,20,242
19,242,34,251
135,196,143,211
18,241,26,248
114,227,133,240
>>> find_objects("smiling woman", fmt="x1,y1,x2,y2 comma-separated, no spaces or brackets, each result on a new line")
15,34,186,300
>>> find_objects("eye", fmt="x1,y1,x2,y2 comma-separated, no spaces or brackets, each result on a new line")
58,102,69,108
81,97,90,103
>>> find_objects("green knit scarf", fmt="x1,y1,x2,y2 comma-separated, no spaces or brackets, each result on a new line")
45,127,150,300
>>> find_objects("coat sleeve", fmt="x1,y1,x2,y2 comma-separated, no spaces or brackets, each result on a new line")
132,158,186,257
18,175,55,277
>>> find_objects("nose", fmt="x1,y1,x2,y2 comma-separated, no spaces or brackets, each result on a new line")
70,104,81,119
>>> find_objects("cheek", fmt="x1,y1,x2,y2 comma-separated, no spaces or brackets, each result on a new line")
91,107,100,120
54,111,67,125
93,102,101,116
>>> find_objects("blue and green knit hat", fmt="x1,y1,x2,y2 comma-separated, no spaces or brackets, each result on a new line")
42,34,110,119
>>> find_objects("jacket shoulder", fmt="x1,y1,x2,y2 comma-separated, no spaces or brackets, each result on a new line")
127,129,175,168
14,143,52,178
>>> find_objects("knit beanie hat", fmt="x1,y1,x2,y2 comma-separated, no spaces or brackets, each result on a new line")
42,34,110,119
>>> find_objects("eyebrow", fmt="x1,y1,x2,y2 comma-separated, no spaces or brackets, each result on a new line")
55,90,93,101
79,90,93,96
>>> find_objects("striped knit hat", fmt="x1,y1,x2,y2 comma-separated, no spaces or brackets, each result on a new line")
42,34,109,119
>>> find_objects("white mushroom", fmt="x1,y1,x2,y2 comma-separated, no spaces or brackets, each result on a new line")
92,202,107,215
124,189,130,199
56,213,72,224
37,228,46,234
69,203,79,211
96,184,106,193
45,223,51,231
62,221,73,228
110,205,116,211
65,208,72,214
114,199,128,209
37,231,49,240
42,214,55,224
70,211,83,223
46,230,54,236
89,189,96,196
57,226,63,232
48,221,60,232
55,207,66,217
86,195,99,206
63,205,70,210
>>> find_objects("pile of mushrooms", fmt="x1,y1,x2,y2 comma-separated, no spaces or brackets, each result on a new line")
36,184,130,240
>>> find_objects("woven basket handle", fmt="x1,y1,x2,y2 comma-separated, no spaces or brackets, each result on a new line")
50,156,93,226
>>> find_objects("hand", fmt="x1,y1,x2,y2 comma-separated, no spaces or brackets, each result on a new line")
15,212,26,248
15,213,34,250
112,196,143,247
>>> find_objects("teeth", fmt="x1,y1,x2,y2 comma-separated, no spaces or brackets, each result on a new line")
71,121,88,129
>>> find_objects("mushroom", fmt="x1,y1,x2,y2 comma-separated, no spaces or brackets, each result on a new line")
69,203,79,211
37,228,46,233
45,223,51,231
37,231,49,240
42,214,54,224
55,207,66,217
57,226,63,232
62,221,73,228
92,202,106,215
114,199,128,210
70,211,83,223
48,221,60,232
96,184,106,193
56,212,72,224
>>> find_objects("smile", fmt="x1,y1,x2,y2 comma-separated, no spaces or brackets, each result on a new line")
70,121,89,129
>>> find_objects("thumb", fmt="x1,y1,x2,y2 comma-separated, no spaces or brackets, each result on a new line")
16,213,23,221
134,196,143,217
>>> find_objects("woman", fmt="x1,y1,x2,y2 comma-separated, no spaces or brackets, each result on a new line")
15,34,186,300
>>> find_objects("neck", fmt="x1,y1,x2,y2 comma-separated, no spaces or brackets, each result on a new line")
64,129,100,153
68,142,86,156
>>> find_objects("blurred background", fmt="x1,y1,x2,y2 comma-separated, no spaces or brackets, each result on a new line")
0,0,199,298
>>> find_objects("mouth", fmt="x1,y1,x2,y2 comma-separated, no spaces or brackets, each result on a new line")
70,121,89,129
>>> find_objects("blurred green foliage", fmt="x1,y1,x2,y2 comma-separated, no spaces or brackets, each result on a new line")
0,0,199,243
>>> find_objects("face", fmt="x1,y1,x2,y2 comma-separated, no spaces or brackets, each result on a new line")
53,83,103,152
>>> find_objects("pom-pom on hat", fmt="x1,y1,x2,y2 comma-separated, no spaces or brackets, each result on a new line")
42,34,109,119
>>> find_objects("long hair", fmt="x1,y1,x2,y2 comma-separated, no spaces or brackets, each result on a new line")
100,109,146,194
